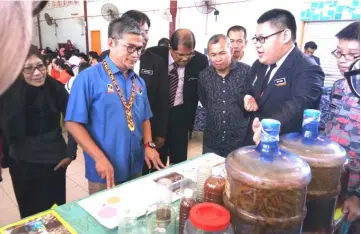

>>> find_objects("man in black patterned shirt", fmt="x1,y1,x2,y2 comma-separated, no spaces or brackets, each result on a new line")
198,34,251,157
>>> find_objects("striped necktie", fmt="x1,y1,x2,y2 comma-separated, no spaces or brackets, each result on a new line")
168,62,179,107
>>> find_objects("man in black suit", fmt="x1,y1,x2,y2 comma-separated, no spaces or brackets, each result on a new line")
304,41,321,65
120,11,169,155
148,29,208,165
242,9,325,145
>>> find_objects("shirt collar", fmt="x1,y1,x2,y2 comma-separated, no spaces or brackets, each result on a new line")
169,51,175,66
105,55,136,79
275,44,295,68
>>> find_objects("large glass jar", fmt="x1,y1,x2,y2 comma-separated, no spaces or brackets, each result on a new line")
280,109,346,233
224,119,311,234
184,203,234,234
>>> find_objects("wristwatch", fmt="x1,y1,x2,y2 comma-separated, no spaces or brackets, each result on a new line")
144,141,156,149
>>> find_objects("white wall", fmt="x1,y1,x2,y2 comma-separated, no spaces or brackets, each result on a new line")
34,1,85,52
177,0,304,62
86,0,170,52
34,0,304,56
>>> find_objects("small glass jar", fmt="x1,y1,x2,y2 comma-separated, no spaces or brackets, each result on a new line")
204,167,226,205
179,189,197,234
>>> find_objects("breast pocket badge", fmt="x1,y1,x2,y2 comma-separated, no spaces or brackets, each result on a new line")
107,84,114,93
141,69,154,75
274,78,287,87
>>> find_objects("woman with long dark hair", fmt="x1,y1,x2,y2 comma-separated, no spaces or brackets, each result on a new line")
0,45,77,218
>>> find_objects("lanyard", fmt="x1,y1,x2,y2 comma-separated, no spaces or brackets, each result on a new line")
103,60,135,131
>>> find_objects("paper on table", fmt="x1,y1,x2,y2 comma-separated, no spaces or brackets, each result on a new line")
78,153,225,229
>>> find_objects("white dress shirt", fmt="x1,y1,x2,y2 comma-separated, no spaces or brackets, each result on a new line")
266,44,295,83
169,52,185,106
133,60,140,75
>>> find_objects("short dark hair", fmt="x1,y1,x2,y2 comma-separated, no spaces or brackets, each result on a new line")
336,21,360,41
304,41,318,50
88,51,99,60
208,34,230,48
78,62,91,73
170,29,196,50
63,51,73,61
257,9,297,41
55,59,67,69
158,37,170,46
120,10,151,28
227,25,247,39
108,16,142,39
78,53,89,62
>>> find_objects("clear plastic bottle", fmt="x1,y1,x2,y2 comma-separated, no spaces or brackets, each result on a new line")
279,109,346,233
204,167,226,205
179,189,197,234
184,203,234,234
223,119,311,234
196,165,212,203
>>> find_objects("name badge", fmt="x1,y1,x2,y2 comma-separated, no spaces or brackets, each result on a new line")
107,84,114,93
274,78,287,86
141,69,153,75
188,77,197,81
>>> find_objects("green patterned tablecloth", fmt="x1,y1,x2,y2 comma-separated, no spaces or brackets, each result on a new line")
55,200,181,234
54,154,218,234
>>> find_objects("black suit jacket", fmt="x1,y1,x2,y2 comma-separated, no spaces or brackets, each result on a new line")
139,50,169,138
311,55,321,66
245,46,324,142
148,46,208,130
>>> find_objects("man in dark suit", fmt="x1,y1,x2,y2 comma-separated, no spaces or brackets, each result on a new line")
242,9,325,145
120,11,169,154
304,41,321,65
148,29,208,165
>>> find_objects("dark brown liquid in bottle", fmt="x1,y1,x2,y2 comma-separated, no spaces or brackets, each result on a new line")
179,196,196,234
204,175,226,205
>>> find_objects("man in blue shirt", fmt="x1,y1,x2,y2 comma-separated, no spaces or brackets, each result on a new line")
65,17,165,194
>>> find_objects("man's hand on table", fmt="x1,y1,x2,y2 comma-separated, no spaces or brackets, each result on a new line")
145,148,166,171
95,157,115,189
343,195,360,222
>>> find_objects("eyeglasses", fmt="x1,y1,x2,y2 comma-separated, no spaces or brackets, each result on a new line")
172,50,195,58
331,49,360,61
23,64,46,74
113,38,144,55
252,30,285,44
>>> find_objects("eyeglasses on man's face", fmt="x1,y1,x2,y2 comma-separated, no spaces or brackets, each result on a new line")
23,63,46,74
113,38,144,55
252,30,285,44
331,49,360,61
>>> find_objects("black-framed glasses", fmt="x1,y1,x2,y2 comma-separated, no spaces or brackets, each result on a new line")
23,64,46,74
252,30,285,44
113,38,143,55
172,50,195,58
331,49,360,61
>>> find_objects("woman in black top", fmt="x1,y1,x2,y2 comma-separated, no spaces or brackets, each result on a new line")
0,45,77,218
